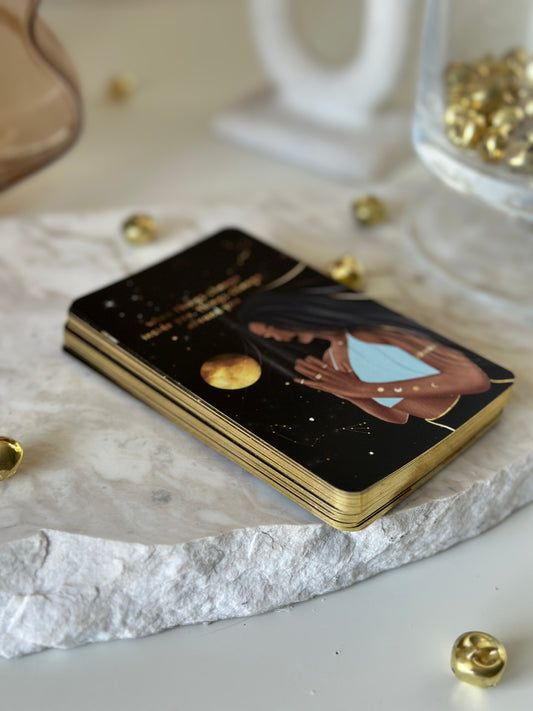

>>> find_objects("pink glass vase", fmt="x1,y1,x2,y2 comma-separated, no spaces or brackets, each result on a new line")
0,0,82,191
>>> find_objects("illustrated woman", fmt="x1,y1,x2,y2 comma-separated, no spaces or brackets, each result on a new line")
239,289,490,425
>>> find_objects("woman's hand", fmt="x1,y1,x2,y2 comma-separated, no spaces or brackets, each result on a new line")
295,345,491,401
294,356,361,398
324,338,353,374
294,356,410,423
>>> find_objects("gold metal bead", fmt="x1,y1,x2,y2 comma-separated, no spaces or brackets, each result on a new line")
508,116,533,143
445,62,478,87
108,73,137,102
503,47,529,71
506,140,533,172
0,437,24,482
451,631,507,688
447,84,475,108
122,214,158,245
522,98,533,117
502,87,521,106
475,55,496,79
444,104,470,127
446,111,486,149
352,195,387,227
330,255,365,291
468,85,503,115
479,129,507,162
490,105,525,134
524,60,533,85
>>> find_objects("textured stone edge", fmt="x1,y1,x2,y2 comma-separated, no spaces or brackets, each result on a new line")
1,452,532,659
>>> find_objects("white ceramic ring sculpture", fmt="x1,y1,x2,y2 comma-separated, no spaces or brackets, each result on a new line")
249,0,415,126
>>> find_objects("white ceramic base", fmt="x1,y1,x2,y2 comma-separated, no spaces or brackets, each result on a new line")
2,174,533,658
214,90,411,180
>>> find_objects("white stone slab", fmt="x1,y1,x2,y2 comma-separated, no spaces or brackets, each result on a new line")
2,169,532,658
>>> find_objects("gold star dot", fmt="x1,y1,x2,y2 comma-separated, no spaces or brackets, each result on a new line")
377,387,385,393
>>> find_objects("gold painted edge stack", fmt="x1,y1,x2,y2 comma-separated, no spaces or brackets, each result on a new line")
63,314,512,531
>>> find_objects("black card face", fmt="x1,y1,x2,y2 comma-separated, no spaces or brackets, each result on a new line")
70,229,514,493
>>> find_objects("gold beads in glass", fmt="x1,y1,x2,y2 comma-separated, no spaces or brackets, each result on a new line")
443,47,533,171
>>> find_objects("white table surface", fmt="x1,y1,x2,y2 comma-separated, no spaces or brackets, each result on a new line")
2,1,533,709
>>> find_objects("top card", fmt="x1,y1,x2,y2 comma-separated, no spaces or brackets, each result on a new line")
69,229,514,493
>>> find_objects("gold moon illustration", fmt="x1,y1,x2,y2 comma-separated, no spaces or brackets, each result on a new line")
200,353,262,390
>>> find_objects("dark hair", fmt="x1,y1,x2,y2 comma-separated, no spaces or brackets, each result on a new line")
237,286,420,334
229,286,432,380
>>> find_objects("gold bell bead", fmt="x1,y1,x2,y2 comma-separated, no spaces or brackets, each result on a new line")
522,98,533,117
0,437,24,482
474,54,496,79
479,129,507,163
524,60,533,85
447,84,475,108
122,214,158,245
501,87,521,106
446,111,486,149
108,73,137,102
490,105,525,134
503,47,529,71
508,116,533,143
468,85,503,115
451,631,507,688
506,140,533,172
444,104,470,127
517,85,532,101
352,195,387,227
445,62,478,88
330,255,365,291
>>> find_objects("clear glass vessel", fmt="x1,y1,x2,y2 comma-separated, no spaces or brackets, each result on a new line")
413,0,533,221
